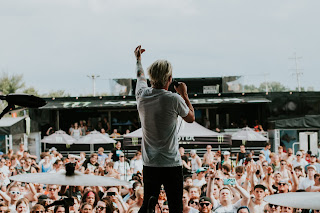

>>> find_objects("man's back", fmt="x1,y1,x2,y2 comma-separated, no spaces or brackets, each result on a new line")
136,86,189,167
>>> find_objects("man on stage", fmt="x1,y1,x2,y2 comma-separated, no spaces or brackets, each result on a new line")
134,45,195,213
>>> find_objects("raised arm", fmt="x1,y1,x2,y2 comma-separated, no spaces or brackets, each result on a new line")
134,45,146,81
287,164,299,192
175,83,195,123
233,182,250,207
0,189,11,204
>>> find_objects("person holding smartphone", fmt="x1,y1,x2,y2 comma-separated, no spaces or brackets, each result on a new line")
134,45,195,213
104,187,128,213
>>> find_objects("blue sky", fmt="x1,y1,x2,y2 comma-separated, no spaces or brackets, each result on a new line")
0,0,319,96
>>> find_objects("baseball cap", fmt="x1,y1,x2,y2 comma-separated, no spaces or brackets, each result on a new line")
296,151,302,156
307,165,317,170
310,154,317,157
254,184,267,191
278,180,289,185
38,195,49,200
274,171,282,176
196,167,207,174
199,196,212,204
119,152,124,156
223,151,230,155
259,153,265,158
190,150,196,154
49,147,57,152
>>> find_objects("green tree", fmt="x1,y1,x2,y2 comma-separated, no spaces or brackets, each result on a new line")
244,84,259,92
0,72,25,94
258,81,288,92
23,86,39,96
43,90,70,97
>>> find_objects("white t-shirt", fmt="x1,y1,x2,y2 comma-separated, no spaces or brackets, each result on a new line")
0,166,10,185
135,61,189,167
193,178,207,187
191,157,201,173
292,159,308,169
114,161,130,175
214,200,242,213
0,166,10,176
298,177,315,190
130,159,143,174
188,207,199,213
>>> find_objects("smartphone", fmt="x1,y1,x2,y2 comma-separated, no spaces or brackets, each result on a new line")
223,178,236,186
107,192,116,196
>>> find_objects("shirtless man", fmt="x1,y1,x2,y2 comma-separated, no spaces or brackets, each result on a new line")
248,184,267,213
203,145,215,166
127,187,144,213
190,150,202,173
105,162,120,179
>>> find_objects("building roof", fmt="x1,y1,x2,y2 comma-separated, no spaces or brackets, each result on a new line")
40,96,271,110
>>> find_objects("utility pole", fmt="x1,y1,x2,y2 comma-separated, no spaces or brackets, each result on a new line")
87,75,100,96
289,52,303,92
263,73,269,93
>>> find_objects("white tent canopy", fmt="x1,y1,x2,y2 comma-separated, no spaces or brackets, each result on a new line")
75,130,116,144
125,119,222,138
41,130,77,145
231,127,268,141
123,118,232,147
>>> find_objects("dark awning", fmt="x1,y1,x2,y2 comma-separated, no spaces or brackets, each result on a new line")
40,97,270,110
0,117,25,135
274,115,320,129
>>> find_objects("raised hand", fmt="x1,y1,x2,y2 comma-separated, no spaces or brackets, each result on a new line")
287,163,293,172
134,45,145,61
267,166,273,174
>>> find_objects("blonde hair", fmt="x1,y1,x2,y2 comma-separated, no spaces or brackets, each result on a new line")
16,198,29,210
147,60,172,88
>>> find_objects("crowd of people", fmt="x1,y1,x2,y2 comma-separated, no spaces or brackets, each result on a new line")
0,142,319,213
47,118,132,141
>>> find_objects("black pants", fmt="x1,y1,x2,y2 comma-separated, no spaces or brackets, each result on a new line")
138,166,183,213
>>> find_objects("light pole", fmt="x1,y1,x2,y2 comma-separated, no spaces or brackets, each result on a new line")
87,75,100,96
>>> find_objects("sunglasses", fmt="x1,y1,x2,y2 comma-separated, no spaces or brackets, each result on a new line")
33,211,44,213
190,201,199,205
96,206,106,210
10,191,20,195
269,204,278,208
278,183,286,186
49,188,57,191
214,178,221,181
200,202,210,207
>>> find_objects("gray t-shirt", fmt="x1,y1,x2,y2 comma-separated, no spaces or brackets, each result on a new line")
135,61,189,167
